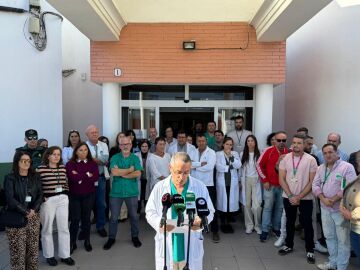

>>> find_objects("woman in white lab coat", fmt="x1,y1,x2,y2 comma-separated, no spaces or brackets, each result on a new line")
239,135,262,234
216,137,241,233
145,175,214,270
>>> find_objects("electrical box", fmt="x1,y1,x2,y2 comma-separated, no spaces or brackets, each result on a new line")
29,17,40,34
0,0,29,12
29,0,40,8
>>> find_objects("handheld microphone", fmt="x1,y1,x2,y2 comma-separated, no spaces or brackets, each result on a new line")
160,193,172,227
196,197,210,233
185,192,196,226
172,194,185,227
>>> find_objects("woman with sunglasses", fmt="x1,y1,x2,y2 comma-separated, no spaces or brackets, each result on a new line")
3,151,43,270
62,130,81,165
37,146,74,266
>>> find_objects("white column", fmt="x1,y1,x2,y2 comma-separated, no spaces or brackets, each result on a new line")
254,84,273,150
102,83,120,148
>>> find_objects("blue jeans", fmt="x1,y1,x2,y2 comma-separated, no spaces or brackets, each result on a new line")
109,196,139,239
350,231,360,266
321,207,350,270
96,175,107,230
261,186,283,233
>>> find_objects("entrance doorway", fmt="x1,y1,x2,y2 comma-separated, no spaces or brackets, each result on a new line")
160,107,213,136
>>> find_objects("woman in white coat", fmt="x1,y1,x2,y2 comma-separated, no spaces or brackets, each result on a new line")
216,137,241,233
239,135,262,234
146,152,214,270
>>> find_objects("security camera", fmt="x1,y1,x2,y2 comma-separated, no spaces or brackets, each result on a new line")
184,99,190,103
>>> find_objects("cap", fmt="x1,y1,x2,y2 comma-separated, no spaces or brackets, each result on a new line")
25,129,38,140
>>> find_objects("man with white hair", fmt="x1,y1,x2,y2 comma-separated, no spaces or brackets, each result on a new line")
85,125,109,237
316,133,349,164
146,152,215,270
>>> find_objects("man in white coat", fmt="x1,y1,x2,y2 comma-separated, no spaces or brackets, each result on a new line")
146,152,215,270
191,134,219,242
168,130,197,162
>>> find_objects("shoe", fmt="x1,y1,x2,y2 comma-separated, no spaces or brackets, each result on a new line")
273,229,281,238
103,238,115,250
61,257,75,266
228,216,236,223
227,224,234,233
278,246,293,256
212,232,220,243
119,218,128,223
245,228,253,234
316,262,336,270
220,224,233,234
78,230,85,240
255,227,262,235
274,235,286,247
46,257,58,266
314,241,328,254
70,243,77,254
84,240,92,252
307,252,315,264
132,237,142,248
97,228,108,238
259,231,269,242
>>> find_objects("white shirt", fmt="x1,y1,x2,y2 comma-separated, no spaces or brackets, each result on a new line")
245,152,257,177
226,129,252,154
62,146,74,165
147,153,171,192
191,147,216,186
86,140,109,174
165,138,177,153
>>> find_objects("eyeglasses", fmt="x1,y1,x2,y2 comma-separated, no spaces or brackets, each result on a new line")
27,137,38,140
120,143,132,146
19,159,31,164
276,139,287,143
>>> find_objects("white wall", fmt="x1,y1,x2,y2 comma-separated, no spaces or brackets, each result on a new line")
272,83,285,132
0,0,62,163
61,18,102,145
285,1,360,154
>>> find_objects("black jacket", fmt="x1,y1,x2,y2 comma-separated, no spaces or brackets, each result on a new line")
4,173,43,215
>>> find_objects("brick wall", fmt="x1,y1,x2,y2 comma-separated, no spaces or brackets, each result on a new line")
91,23,285,84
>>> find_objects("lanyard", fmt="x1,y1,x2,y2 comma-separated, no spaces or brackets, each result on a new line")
292,153,303,177
235,130,243,145
321,162,339,187
51,167,61,186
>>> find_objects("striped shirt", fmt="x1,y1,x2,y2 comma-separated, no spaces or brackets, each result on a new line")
37,164,69,198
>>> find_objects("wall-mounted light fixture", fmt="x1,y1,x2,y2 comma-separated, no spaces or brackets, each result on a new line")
183,40,196,50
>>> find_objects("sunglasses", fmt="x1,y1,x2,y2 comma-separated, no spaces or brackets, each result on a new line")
69,130,79,133
276,139,287,143
27,137,38,140
19,159,31,164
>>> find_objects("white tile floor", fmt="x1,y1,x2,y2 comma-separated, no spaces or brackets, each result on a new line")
0,215,359,270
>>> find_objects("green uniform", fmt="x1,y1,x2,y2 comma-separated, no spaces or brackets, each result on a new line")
110,152,142,198
16,145,46,169
204,132,216,148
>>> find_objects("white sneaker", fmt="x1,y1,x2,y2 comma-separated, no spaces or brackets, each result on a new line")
316,262,336,270
255,227,262,235
245,228,253,234
314,241,328,254
274,235,286,247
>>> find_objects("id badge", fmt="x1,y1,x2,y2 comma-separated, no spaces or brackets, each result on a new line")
55,186,63,193
94,181,99,187
290,177,298,183
341,177,346,190
25,196,32,202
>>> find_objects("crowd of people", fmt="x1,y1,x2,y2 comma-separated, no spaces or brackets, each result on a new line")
1,115,360,270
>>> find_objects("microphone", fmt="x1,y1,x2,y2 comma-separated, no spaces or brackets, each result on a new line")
172,194,185,227
185,192,196,226
160,193,172,227
196,197,210,233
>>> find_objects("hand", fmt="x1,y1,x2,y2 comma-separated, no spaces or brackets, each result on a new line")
191,216,202,231
263,182,270,191
72,170,78,175
289,195,300,205
201,162,207,167
160,224,175,233
321,197,334,207
340,205,352,220
27,209,35,219
129,166,135,173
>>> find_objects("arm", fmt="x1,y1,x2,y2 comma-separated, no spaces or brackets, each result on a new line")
145,185,162,233
231,152,241,169
215,152,229,173
31,174,43,212
122,170,142,179
279,168,292,197
256,149,269,183
196,151,216,172
111,166,134,177
312,167,323,197
298,171,316,199
4,175,28,215
95,143,109,165
65,162,86,182
148,156,163,180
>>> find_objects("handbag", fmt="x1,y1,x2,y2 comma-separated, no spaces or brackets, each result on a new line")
0,207,28,228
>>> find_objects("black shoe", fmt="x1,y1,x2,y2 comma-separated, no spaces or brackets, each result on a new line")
61,257,75,266
103,238,115,250
273,229,281,238
306,252,315,264
46,257,58,266
212,232,220,243
97,228,108,238
119,218,128,223
278,246,293,256
84,240,92,252
227,224,234,233
70,243,77,254
259,231,269,242
132,237,142,248
78,230,85,240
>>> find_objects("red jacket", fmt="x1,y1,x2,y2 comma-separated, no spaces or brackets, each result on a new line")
256,146,289,186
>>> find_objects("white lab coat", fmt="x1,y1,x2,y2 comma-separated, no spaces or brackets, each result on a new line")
145,175,215,270
168,142,197,162
147,153,171,196
135,152,151,200
191,147,216,187
238,152,262,206
215,151,241,212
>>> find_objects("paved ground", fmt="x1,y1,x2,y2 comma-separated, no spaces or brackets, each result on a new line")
0,214,358,270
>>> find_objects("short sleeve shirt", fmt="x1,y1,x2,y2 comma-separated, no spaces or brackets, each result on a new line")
279,152,318,200
110,152,143,198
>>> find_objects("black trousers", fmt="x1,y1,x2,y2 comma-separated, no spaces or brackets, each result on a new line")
69,192,95,244
219,186,234,225
284,198,314,252
207,186,219,233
